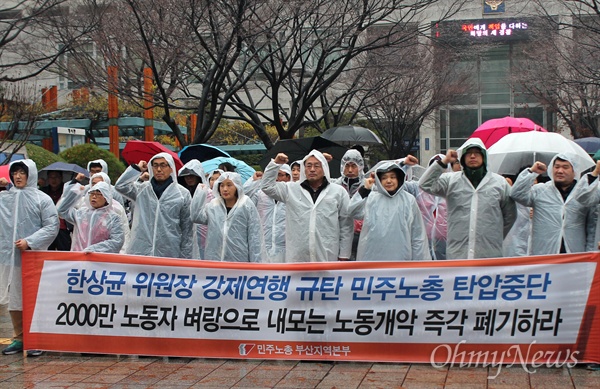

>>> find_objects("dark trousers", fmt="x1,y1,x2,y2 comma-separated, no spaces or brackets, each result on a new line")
48,229,71,251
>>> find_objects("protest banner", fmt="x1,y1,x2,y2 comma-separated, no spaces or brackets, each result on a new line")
22,251,600,364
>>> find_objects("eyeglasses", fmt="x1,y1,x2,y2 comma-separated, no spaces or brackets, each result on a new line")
305,163,322,169
11,171,26,177
88,191,103,198
152,163,171,170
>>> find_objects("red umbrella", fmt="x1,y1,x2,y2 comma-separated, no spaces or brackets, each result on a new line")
469,116,547,148
0,165,9,181
122,140,184,172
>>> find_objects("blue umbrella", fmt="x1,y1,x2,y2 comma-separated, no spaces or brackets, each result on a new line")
39,162,89,182
179,144,231,164
574,137,600,154
202,157,256,183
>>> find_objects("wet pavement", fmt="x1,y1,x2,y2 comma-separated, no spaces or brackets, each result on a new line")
1,305,599,388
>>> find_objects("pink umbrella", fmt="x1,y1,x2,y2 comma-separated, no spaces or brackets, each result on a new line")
0,165,9,181
469,116,547,148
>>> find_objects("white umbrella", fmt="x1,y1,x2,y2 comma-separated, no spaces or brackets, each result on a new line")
487,131,595,176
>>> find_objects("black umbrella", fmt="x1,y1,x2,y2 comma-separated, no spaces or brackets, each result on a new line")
39,162,89,183
179,144,231,164
259,137,348,177
321,125,383,146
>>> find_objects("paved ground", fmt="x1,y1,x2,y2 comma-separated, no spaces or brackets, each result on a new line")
1,305,599,388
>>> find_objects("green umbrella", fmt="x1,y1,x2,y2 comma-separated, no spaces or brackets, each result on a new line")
593,149,600,162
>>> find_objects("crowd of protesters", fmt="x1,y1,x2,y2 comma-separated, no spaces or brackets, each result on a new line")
0,137,599,358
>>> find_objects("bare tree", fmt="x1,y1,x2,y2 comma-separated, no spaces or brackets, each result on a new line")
0,0,99,82
52,0,271,146
0,83,44,163
180,0,275,145
224,0,467,145
357,41,473,159
514,1,600,137
50,0,197,145
52,0,468,149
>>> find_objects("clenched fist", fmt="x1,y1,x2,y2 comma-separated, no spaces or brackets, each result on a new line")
274,153,289,165
531,161,547,175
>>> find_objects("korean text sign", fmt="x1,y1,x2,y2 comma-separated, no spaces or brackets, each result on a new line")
22,252,600,362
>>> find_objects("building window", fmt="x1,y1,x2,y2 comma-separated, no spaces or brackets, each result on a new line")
439,43,552,153
433,17,555,153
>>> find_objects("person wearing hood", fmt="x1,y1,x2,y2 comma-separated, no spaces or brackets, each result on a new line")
419,138,516,259
332,149,365,196
69,172,131,253
349,161,430,261
244,165,291,263
332,149,365,260
0,160,59,356
178,160,206,259
261,150,353,262
511,153,596,255
178,159,205,196
402,154,449,260
574,160,600,253
115,152,193,259
191,172,263,262
290,161,301,182
57,181,125,253
87,159,125,206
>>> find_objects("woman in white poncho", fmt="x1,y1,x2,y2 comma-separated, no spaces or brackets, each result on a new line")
191,172,263,262
58,181,125,253
349,161,430,261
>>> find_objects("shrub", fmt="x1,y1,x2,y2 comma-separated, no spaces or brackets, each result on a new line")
59,143,125,183
211,120,278,145
235,154,263,171
25,143,65,169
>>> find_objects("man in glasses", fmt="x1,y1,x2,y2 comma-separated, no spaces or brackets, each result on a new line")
261,150,353,263
115,153,193,259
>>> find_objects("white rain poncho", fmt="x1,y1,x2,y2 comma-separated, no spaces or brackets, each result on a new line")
115,152,193,259
572,170,600,251
331,149,365,197
199,169,224,256
58,181,124,253
178,159,205,189
502,202,532,257
261,150,353,262
87,159,125,206
191,172,263,262
0,160,59,310
89,172,131,252
178,160,206,259
510,153,596,255
419,138,516,259
244,165,290,263
349,161,430,261
403,155,449,260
